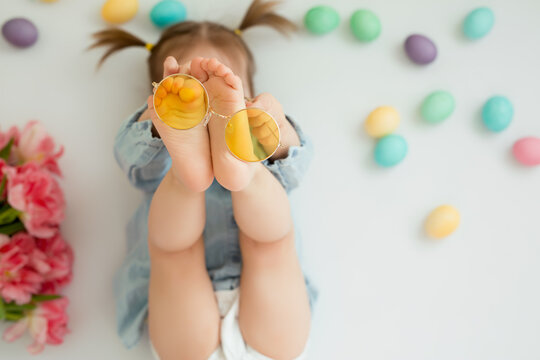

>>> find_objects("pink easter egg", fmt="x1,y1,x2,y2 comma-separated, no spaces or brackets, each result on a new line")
512,137,540,166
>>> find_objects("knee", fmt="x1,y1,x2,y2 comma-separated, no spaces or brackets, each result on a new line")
239,230,296,266
148,232,203,254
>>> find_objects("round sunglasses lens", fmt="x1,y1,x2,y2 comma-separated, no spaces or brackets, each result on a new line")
225,108,280,162
153,74,208,130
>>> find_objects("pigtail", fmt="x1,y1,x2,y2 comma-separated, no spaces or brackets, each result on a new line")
89,28,148,67
238,0,297,36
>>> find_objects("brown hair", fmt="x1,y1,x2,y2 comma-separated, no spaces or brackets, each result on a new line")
89,0,296,93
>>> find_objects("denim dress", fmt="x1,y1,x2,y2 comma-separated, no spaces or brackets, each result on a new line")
113,103,317,348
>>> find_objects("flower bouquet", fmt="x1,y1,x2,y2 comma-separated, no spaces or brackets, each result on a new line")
0,121,73,354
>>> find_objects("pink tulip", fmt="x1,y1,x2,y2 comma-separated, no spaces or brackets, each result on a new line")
3,297,69,354
5,163,65,238
0,126,19,166
0,232,44,304
34,233,74,293
14,121,63,176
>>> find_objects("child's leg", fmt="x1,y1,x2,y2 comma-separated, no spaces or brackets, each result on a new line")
146,56,219,360
147,170,220,360
233,165,311,360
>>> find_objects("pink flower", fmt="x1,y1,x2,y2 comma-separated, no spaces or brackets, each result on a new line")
0,232,44,304
14,121,63,176
5,163,65,238
3,297,69,354
0,126,19,166
34,233,74,293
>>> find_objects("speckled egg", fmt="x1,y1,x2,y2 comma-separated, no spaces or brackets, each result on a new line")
150,0,187,28
304,5,340,35
374,134,408,167
101,0,138,24
512,137,540,166
482,96,513,132
463,7,494,39
2,18,38,48
365,106,400,138
404,34,437,65
350,9,381,42
421,91,455,124
425,205,460,239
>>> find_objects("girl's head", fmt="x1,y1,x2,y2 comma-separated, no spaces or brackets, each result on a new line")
90,0,296,97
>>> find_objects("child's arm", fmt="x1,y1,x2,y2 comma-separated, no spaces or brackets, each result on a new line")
114,104,171,193
249,93,314,193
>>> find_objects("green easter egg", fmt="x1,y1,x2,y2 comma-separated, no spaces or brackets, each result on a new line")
350,9,381,42
304,6,340,35
463,7,494,39
374,134,408,167
482,95,513,132
421,90,455,123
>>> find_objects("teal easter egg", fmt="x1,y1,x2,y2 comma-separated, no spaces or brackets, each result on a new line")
463,7,494,39
482,96,513,132
421,90,455,123
350,9,381,42
374,134,408,167
150,0,187,28
304,5,340,35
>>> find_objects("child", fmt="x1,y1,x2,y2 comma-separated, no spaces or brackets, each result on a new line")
91,1,316,359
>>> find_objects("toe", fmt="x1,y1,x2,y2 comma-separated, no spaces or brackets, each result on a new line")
162,77,174,91
163,56,179,78
190,57,209,83
171,77,185,94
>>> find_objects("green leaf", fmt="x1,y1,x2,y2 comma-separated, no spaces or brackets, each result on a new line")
4,312,24,321
0,208,21,226
0,220,25,235
0,138,14,161
0,174,7,201
31,294,62,303
0,299,5,320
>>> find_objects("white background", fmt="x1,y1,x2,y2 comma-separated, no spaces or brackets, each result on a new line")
1,0,539,359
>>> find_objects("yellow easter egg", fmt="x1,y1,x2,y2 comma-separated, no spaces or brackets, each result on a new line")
424,205,460,239
364,106,400,138
101,0,138,24
41,0,59,3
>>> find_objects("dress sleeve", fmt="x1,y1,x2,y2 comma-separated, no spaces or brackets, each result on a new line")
113,103,171,193
261,116,314,193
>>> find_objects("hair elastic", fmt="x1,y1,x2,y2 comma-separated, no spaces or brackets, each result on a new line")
145,43,154,51
234,28,243,36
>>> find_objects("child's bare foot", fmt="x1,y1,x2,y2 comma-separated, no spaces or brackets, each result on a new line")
191,57,258,192
149,56,213,192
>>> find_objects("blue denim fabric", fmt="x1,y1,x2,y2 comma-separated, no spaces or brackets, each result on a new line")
113,104,317,348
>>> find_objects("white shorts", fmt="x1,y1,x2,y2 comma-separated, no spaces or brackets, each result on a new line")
150,288,308,360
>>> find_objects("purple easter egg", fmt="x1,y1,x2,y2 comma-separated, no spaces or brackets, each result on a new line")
2,18,38,48
404,34,437,65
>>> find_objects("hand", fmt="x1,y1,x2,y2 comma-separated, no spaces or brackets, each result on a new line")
247,93,300,160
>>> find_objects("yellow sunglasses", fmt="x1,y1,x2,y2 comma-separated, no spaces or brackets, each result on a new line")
152,73,281,163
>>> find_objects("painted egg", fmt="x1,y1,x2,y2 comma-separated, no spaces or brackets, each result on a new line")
374,134,408,167
365,106,400,138
421,90,455,124
512,137,540,166
425,205,460,239
482,96,513,132
350,9,381,42
2,18,38,48
101,0,138,24
304,5,340,35
463,7,494,39
150,0,187,28
404,34,437,65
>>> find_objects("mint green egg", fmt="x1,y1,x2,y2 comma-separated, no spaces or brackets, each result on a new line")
421,90,455,124
350,9,381,42
374,134,408,167
482,95,513,132
463,7,494,39
304,6,340,35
